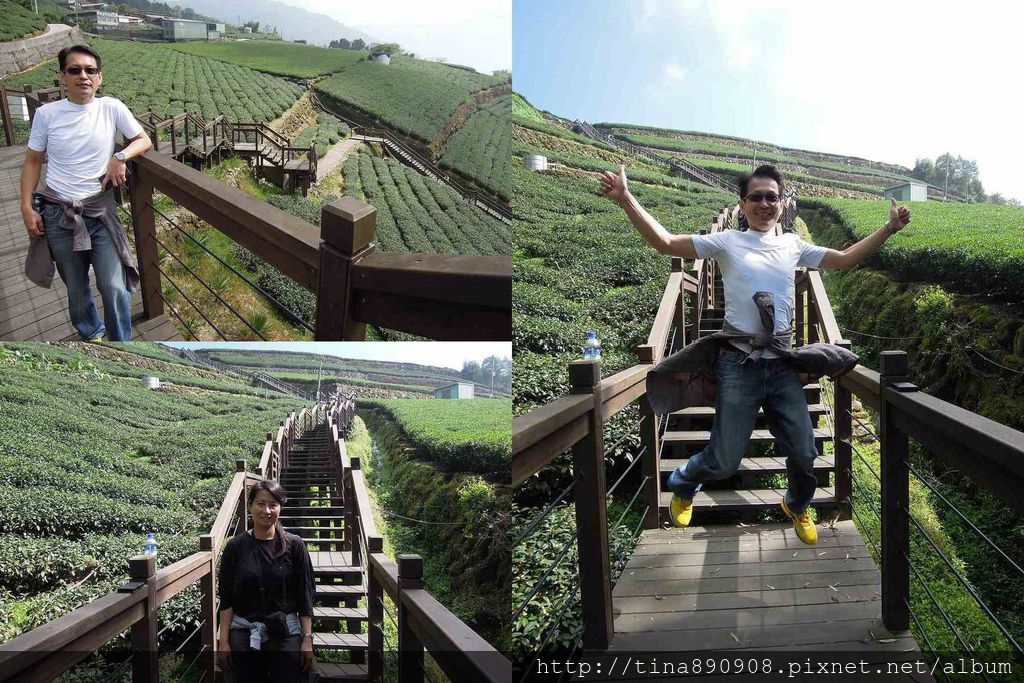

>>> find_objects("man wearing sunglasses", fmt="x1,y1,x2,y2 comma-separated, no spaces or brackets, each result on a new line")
601,163,910,544
20,44,153,341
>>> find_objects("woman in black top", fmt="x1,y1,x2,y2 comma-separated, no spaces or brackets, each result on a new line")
217,480,316,682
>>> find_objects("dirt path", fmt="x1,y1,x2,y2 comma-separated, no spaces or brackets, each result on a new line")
316,137,362,182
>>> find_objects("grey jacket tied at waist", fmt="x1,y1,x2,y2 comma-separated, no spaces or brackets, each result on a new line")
645,290,859,415
25,186,140,292
230,612,302,650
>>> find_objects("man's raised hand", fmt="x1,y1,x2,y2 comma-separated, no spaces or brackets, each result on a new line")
600,164,629,204
887,197,911,234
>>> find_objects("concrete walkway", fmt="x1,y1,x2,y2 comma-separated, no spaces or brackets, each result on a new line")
315,137,362,182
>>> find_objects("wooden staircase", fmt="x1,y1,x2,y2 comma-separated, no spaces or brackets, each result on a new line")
279,423,370,682
658,269,837,524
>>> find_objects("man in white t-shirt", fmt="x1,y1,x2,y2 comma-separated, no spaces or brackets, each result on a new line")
19,44,153,341
601,163,910,544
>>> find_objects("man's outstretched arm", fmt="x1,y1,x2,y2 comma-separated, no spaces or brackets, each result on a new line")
818,198,911,270
600,164,699,259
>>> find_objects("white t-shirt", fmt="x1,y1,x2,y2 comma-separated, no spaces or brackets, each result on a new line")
691,228,827,358
27,96,144,201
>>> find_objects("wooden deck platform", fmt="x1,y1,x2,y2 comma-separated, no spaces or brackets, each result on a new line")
581,521,934,681
0,145,181,341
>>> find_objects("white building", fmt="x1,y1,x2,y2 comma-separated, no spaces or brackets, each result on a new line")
433,382,474,399
885,181,928,202
369,52,391,65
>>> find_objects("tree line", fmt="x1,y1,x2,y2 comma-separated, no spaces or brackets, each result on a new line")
911,154,1019,205
459,356,511,394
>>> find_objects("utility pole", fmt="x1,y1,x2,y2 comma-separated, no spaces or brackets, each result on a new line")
316,359,323,402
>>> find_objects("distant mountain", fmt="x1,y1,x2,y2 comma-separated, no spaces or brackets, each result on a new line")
167,0,378,46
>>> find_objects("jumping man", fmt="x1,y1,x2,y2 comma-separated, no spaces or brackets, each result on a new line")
601,163,910,544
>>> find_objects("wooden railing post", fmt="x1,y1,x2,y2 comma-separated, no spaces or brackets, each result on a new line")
397,555,425,683
569,359,613,650
367,538,385,680
880,350,911,631
671,257,685,345
235,459,248,535
128,555,158,683
315,197,377,340
807,280,820,344
834,340,853,521
348,456,359,566
795,276,805,347
636,345,662,530
199,534,216,681
127,161,163,319
0,81,14,147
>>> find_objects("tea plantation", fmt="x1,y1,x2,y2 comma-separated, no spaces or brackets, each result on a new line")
0,343,308,643
315,55,507,143
596,123,924,198
512,97,731,416
7,38,303,122
170,39,367,78
438,94,511,199
801,198,1024,298
0,0,46,41
359,398,511,475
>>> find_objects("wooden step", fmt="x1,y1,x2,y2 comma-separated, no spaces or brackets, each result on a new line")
663,427,831,448
290,506,345,515
315,584,366,599
314,662,369,682
313,606,368,623
312,632,369,650
660,454,835,481
671,403,827,421
659,487,836,513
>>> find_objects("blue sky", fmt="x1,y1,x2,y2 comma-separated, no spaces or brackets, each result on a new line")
163,342,510,370
514,0,1022,200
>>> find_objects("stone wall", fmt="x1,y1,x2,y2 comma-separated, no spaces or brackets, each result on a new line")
1,24,85,79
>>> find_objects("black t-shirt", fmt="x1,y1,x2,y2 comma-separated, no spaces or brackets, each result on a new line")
218,529,314,620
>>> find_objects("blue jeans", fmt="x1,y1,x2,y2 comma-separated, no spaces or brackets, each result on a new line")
666,344,819,512
42,203,132,341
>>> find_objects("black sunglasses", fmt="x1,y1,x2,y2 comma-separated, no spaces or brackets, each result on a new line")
63,66,100,76
745,192,780,204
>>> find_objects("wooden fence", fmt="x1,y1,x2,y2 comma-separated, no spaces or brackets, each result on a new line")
0,398,511,682
512,206,1024,650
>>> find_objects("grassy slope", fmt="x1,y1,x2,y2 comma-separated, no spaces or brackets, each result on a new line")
0,0,46,42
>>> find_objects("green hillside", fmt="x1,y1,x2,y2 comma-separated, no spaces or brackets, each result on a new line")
170,40,367,78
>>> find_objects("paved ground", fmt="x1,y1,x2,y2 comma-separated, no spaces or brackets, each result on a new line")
316,138,363,182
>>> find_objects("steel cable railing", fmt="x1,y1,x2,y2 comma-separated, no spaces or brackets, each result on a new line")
147,202,315,334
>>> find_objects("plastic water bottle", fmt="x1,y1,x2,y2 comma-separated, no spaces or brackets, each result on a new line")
583,331,601,360
143,532,158,557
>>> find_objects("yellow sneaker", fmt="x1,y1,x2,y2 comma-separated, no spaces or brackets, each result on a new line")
670,495,694,528
87,337,103,343
781,498,817,545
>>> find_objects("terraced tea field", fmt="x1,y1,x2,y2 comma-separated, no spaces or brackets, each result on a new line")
0,0,46,41
0,343,306,642
360,398,511,474
340,148,510,255
512,97,731,414
438,94,511,199
595,123,925,199
801,197,1024,298
315,55,507,142
6,38,303,122
170,39,366,78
